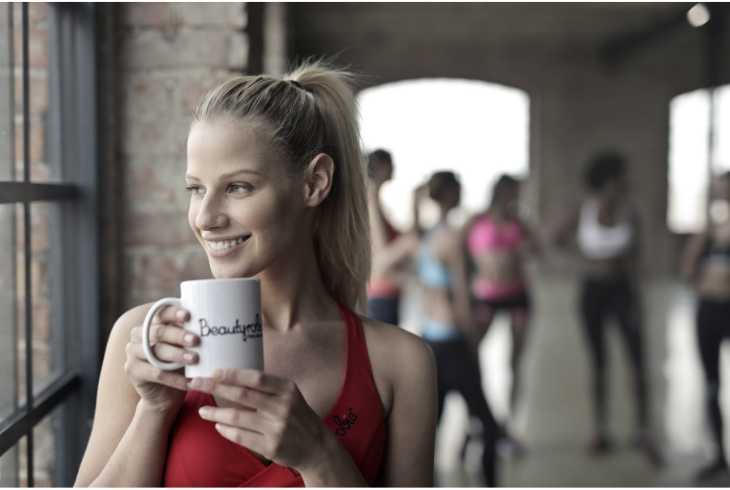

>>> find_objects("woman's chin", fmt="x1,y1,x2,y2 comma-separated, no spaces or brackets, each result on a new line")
209,263,258,280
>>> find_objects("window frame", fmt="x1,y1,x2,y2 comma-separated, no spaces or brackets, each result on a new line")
0,3,100,486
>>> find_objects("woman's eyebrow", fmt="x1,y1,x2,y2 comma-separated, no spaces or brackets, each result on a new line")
219,168,265,179
185,169,264,181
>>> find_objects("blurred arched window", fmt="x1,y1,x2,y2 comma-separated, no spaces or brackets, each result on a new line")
668,85,730,233
358,79,530,229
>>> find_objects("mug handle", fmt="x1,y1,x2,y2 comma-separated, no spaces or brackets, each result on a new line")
142,297,186,371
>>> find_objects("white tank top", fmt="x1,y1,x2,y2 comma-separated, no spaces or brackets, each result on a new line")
577,200,632,259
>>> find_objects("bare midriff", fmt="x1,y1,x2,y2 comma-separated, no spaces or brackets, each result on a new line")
580,255,635,279
695,223,730,299
697,264,730,299
421,286,456,326
472,250,526,296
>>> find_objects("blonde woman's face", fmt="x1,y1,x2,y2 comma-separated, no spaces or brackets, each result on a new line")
186,119,307,279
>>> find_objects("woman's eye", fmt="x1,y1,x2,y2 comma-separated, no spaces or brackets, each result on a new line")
185,185,205,196
227,182,254,194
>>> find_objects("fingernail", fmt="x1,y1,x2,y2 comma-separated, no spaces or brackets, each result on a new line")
198,407,210,418
177,310,189,322
184,333,195,346
184,352,196,363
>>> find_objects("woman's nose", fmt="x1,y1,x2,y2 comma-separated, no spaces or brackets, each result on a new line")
195,197,228,230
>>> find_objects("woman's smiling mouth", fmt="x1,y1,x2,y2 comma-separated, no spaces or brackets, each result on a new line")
203,234,251,257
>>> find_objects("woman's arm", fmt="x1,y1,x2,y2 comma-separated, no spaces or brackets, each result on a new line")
74,305,181,487
680,232,708,283
520,218,544,259
379,328,437,486
370,232,419,276
443,231,477,343
412,183,428,238
625,206,642,281
368,185,421,276
552,207,579,250
368,185,388,253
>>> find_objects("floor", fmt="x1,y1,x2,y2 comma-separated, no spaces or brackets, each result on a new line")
400,273,730,487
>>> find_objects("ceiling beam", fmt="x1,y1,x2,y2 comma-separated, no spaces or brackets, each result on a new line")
598,5,693,67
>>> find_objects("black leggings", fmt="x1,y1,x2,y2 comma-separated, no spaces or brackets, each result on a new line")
427,337,499,486
579,276,648,436
696,298,730,463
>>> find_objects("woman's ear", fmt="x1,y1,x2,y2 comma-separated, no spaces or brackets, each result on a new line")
303,153,335,208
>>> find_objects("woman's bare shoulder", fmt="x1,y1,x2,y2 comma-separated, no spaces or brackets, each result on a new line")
358,317,435,391
359,316,430,354
106,303,155,347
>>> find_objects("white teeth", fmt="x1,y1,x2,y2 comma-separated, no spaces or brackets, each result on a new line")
205,236,247,251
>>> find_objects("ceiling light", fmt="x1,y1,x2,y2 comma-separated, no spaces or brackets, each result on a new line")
687,3,711,28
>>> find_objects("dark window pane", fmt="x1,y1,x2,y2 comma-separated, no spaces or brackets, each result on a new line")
0,4,15,181
14,202,27,409
32,406,60,486
11,3,23,182
0,203,22,421
0,435,22,487
30,202,63,392
25,3,51,183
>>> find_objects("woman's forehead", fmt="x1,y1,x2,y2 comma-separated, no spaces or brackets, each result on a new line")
186,119,274,175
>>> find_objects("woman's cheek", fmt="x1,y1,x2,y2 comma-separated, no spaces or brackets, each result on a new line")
188,202,200,234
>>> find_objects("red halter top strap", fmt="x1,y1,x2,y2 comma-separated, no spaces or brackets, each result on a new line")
163,305,387,487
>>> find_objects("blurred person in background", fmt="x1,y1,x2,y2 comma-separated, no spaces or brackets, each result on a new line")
681,171,730,482
415,170,500,486
366,149,419,326
463,174,541,456
554,150,660,465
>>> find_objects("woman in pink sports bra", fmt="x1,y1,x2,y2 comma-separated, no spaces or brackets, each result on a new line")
464,174,540,455
74,63,437,487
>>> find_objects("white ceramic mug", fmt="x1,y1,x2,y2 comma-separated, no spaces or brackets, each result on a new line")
142,278,263,378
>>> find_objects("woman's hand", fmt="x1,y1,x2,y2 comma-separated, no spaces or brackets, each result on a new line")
189,369,329,472
125,306,199,414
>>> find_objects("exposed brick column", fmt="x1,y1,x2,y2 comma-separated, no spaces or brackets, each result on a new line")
115,3,249,309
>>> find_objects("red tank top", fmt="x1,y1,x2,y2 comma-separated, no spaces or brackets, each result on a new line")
163,306,387,486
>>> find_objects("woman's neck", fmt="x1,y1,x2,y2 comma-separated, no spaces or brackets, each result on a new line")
438,204,452,224
489,205,509,222
256,239,337,332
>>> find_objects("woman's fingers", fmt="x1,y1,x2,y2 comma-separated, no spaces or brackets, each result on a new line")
213,423,270,457
125,359,188,391
127,341,197,365
157,305,190,326
213,368,292,395
198,406,279,435
202,407,281,461
188,378,282,416
131,324,198,348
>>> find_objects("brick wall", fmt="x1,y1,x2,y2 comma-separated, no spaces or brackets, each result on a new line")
115,3,250,309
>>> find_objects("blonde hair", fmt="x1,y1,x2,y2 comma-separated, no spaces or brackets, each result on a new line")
192,61,370,310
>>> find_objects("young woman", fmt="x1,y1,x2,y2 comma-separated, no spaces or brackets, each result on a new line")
554,151,659,464
366,149,419,326
415,171,500,486
464,174,540,454
681,171,730,481
74,63,437,487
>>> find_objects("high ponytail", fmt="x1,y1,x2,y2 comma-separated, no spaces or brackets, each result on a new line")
193,61,370,310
